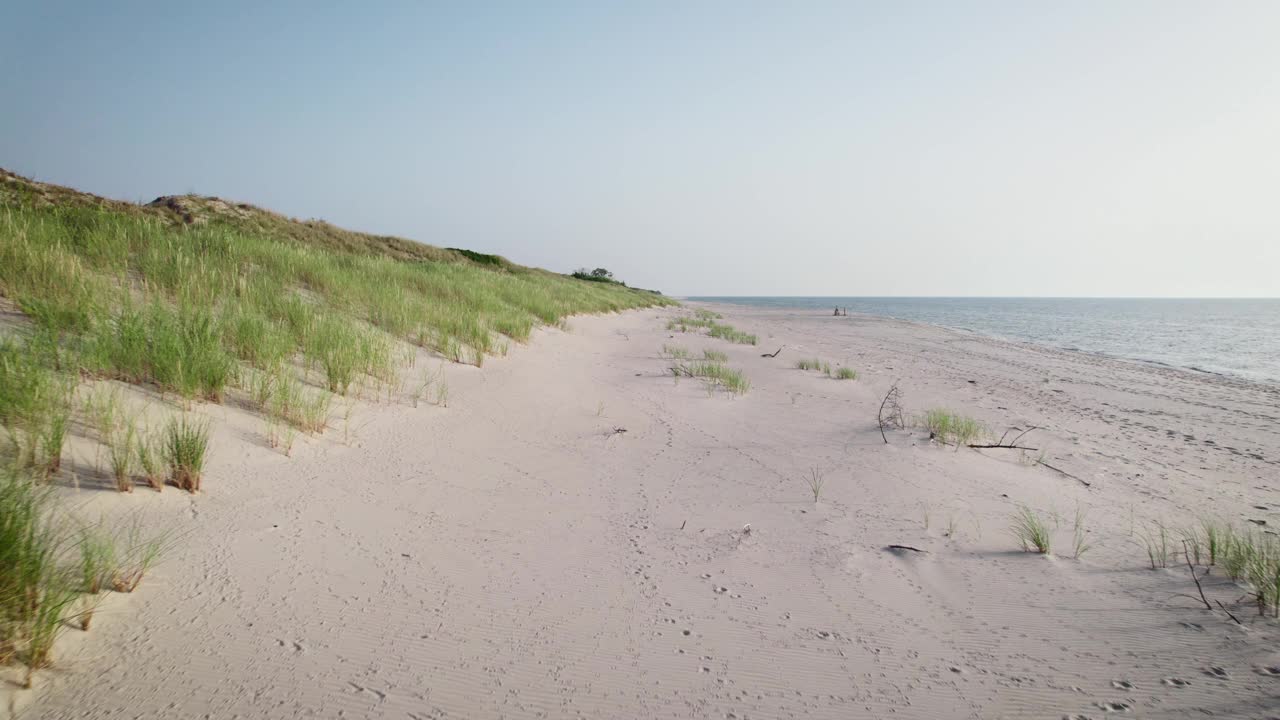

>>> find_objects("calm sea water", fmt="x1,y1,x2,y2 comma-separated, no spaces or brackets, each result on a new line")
686,297,1280,386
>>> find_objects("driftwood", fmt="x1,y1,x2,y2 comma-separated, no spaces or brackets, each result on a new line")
1036,459,1092,488
886,544,926,553
1183,541,1213,611
877,382,905,444
760,347,783,358
1181,542,1242,625
1216,600,1242,625
967,426,1039,451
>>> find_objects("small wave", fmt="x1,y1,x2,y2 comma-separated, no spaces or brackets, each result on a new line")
1187,366,1224,376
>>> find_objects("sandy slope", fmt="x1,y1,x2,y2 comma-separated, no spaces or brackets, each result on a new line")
16,303,1280,719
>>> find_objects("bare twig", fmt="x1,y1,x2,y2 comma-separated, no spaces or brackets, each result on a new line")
877,382,905,444
1215,600,1242,625
1009,426,1038,446
760,347,783,358
1183,541,1212,611
886,544,926,553
1035,459,1092,488
969,426,1040,451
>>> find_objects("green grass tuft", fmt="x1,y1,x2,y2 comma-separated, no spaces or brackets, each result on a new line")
670,360,750,395
921,409,987,446
661,343,692,360
706,322,757,345
162,414,210,493
1010,506,1052,554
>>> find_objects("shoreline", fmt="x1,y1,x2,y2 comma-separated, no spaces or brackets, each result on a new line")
17,303,1280,719
683,296,1280,389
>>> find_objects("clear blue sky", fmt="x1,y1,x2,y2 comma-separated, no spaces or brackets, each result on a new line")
3,1,1278,297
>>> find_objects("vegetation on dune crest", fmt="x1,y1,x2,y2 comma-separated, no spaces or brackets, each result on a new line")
0,168,670,455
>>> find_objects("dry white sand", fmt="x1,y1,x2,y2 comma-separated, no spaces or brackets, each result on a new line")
11,303,1280,719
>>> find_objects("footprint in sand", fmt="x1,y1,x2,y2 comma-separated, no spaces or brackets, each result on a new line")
1162,677,1191,688
1255,665,1280,676
1110,680,1135,690
1094,701,1131,712
1204,666,1229,679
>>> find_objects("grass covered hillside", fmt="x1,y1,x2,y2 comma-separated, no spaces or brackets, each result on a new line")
0,167,671,472
0,169,669,685
1,167,670,406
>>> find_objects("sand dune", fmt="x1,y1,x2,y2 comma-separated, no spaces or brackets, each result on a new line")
18,303,1280,719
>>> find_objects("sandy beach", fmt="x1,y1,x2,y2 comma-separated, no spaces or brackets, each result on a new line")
15,302,1280,719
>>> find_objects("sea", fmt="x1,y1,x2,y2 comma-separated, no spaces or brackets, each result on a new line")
684,297,1280,386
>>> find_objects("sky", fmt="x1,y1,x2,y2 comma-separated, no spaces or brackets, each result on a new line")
2,1,1278,297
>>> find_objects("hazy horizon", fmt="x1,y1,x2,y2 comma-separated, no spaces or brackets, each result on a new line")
4,2,1278,298
686,295,1280,300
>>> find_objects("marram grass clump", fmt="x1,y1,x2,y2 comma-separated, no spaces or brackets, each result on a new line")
162,414,210,493
670,360,750,396
921,409,987,446
1010,506,1052,554
1,462,173,681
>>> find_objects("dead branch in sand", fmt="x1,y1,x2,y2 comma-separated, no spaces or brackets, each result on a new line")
1216,600,1242,625
967,426,1039,451
1183,541,1213,611
760,347,783,358
1035,459,1092,488
877,382,905,444
1179,541,1242,625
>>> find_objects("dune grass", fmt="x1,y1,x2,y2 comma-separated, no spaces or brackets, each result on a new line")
661,343,692,360
667,316,756,345
0,338,74,479
162,415,210,493
109,518,170,594
1010,506,1052,554
706,322,757,345
702,349,728,362
667,317,714,333
1137,519,1171,569
670,360,750,396
796,357,856,379
107,421,136,493
77,522,116,597
0,464,78,678
134,429,164,491
1072,505,1091,559
1196,521,1280,616
1,460,172,678
804,467,825,502
921,409,987,447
